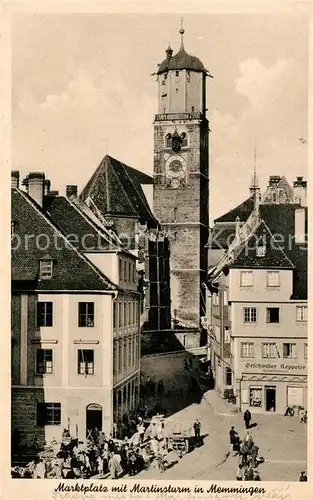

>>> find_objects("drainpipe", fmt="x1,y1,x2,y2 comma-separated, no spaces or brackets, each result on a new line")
220,286,225,395
236,376,243,412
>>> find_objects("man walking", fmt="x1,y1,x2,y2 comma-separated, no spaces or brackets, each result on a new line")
243,409,252,429
229,426,237,446
229,426,238,454
193,419,201,440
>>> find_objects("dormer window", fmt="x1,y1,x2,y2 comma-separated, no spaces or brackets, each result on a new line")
39,256,54,279
256,245,266,257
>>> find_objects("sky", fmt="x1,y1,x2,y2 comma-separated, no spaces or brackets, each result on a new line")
11,12,308,222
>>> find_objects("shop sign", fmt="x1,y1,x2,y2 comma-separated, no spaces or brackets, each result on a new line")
244,362,306,374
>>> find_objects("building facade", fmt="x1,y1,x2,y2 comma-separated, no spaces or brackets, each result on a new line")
207,176,307,414
152,28,212,341
79,154,171,333
11,171,141,448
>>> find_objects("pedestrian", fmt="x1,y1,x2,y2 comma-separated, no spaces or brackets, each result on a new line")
240,442,249,466
254,470,261,481
229,426,238,450
109,451,123,479
98,431,106,448
236,463,243,481
250,444,259,468
244,431,253,448
102,441,109,473
243,409,252,429
97,454,104,476
193,419,201,440
300,410,307,423
128,449,137,476
299,471,307,482
233,435,241,455
33,458,46,479
137,422,145,444
244,465,254,481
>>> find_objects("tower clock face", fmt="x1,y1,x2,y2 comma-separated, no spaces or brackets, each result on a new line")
169,159,183,174
165,155,186,177
164,154,187,189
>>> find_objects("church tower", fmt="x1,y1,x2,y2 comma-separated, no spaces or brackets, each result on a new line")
153,24,212,339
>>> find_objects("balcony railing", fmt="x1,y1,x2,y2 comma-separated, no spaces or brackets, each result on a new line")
155,112,203,122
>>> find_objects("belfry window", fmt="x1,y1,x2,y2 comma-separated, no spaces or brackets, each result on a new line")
165,133,172,148
181,133,188,147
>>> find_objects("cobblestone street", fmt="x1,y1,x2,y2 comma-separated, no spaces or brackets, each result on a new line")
137,387,307,481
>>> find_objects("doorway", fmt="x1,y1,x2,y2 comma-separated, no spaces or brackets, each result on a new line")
265,386,276,411
86,403,102,438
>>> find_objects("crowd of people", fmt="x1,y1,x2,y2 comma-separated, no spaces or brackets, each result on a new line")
11,408,192,479
229,422,263,481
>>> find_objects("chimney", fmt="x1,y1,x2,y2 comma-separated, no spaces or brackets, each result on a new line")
293,177,307,207
66,185,78,199
44,179,51,196
11,171,19,189
27,172,45,207
295,207,306,244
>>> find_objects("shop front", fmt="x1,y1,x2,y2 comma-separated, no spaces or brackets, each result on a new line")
237,361,307,414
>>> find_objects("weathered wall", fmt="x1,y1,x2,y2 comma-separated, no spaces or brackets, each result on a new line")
153,117,209,332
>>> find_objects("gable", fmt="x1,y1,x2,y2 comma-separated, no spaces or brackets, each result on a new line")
80,155,157,226
230,220,294,269
12,189,117,291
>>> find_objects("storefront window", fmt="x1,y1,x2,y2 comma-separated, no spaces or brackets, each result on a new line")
249,387,262,407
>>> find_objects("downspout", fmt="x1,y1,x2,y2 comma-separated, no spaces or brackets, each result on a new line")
236,376,243,412
220,287,225,395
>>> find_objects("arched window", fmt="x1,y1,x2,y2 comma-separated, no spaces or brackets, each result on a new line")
181,132,188,147
165,133,172,148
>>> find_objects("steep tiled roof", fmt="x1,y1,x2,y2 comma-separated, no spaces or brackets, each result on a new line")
229,204,307,299
214,196,255,223
230,220,295,269
259,204,307,300
12,188,118,291
80,155,157,227
44,195,119,252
